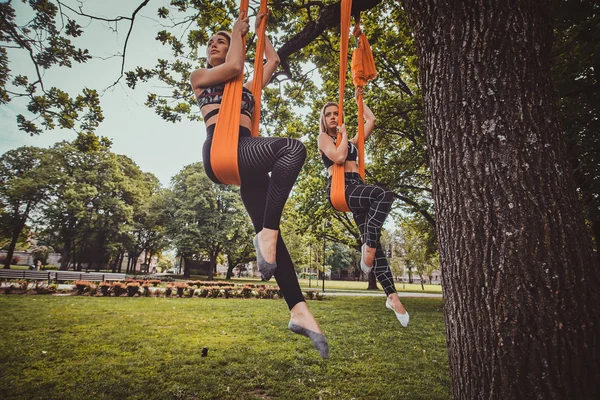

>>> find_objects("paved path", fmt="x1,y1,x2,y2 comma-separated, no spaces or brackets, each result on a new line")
315,290,442,298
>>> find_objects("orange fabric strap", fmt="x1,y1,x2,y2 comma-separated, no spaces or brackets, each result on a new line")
250,0,268,137
210,0,267,185
330,0,353,213
351,23,376,179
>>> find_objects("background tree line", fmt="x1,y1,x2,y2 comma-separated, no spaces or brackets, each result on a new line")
0,134,258,277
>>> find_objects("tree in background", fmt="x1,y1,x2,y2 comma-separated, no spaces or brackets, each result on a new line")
552,0,600,251
223,215,255,280
120,170,169,273
165,163,252,280
402,224,429,289
401,217,437,289
0,146,54,269
40,133,157,271
325,242,354,280
155,253,175,273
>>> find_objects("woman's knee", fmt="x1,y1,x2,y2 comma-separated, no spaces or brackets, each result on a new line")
374,186,393,202
288,139,306,161
383,189,394,203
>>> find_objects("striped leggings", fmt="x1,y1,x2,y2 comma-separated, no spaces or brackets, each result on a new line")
203,125,307,309
328,172,397,295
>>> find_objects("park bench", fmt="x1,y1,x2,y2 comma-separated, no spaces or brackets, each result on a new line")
0,270,53,283
52,271,126,283
0,270,126,283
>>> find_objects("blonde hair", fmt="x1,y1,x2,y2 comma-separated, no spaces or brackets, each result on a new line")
319,102,339,134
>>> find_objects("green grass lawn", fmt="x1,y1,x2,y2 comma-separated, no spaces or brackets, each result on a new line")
0,295,449,400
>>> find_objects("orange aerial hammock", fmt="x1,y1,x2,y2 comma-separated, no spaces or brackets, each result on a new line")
209,0,268,186
329,0,377,212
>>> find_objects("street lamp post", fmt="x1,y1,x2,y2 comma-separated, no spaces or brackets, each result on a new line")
322,222,327,293
309,243,312,288
322,234,325,293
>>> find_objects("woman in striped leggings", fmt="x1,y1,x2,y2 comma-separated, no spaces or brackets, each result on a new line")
189,12,328,357
318,89,409,327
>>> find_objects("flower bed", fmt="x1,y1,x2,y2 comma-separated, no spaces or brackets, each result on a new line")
1,279,323,300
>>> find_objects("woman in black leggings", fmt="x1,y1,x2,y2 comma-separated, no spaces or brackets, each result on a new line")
189,11,328,357
317,89,409,327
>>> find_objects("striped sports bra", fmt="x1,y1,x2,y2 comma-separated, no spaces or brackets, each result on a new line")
197,84,255,121
321,135,358,168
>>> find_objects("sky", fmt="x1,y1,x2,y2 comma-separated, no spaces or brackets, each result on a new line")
1,0,208,187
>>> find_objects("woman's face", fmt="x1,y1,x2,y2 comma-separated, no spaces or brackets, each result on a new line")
323,105,339,132
206,33,230,67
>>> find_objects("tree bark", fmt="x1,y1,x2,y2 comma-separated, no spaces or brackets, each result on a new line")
402,0,600,398
207,248,218,281
3,202,32,269
367,270,378,289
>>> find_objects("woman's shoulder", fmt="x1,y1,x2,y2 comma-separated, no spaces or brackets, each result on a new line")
317,132,331,142
189,67,207,82
317,132,335,149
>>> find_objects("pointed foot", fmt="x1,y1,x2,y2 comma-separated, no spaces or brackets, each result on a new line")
288,321,329,359
254,234,277,281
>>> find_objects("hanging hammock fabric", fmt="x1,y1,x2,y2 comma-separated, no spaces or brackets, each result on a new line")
330,1,377,212
210,0,268,186
329,0,353,212
351,22,377,179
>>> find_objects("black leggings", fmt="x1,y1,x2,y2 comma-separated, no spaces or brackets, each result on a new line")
203,125,307,309
328,172,397,296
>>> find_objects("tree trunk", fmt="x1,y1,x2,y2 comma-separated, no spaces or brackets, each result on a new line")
403,0,600,398
3,203,31,269
183,258,191,278
225,257,235,279
208,251,217,281
3,227,21,269
114,252,122,273
366,270,378,289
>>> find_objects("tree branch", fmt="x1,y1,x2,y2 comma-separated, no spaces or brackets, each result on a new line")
2,15,46,90
56,0,152,90
277,0,384,77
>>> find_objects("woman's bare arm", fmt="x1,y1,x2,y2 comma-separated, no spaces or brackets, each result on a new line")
318,125,349,164
350,87,376,145
245,11,280,90
189,13,249,91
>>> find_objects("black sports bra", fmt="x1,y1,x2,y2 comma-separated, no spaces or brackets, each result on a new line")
321,135,358,168
197,84,255,121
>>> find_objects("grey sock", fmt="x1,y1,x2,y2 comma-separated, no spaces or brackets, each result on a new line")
253,234,277,281
288,321,329,359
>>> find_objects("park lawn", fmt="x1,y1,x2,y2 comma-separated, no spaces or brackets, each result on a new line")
0,295,449,400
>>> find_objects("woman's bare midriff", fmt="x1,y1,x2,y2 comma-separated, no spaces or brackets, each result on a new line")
201,104,253,129
327,161,359,178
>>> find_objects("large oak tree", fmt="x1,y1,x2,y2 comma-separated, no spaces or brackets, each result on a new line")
402,0,600,398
